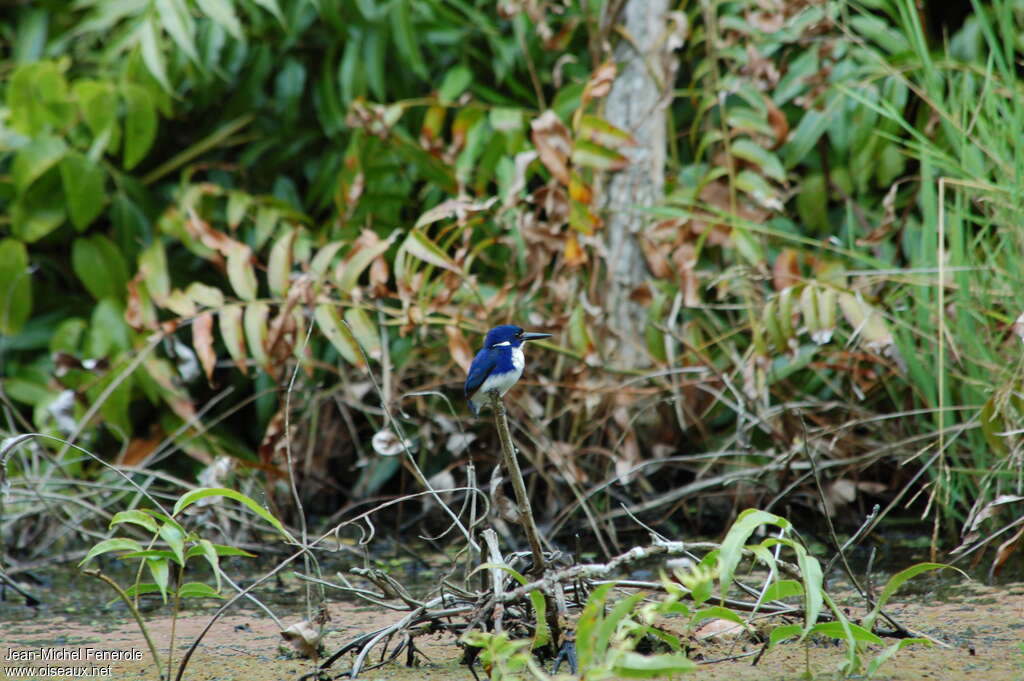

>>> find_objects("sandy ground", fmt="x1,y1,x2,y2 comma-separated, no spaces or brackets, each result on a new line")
3,580,1023,680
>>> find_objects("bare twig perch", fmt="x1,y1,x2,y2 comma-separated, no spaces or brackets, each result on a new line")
488,391,546,575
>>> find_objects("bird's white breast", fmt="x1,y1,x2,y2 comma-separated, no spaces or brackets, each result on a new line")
511,346,525,373
471,346,526,411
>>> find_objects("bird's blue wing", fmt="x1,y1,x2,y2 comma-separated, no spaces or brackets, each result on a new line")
464,348,496,399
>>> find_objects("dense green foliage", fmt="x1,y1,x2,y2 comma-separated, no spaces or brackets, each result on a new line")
2,0,1023,561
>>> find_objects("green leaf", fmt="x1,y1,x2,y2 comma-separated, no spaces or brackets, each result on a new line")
72,235,129,301
768,623,802,648
148,556,170,602
596,591,645,656
74,80,120,155
226,191,253,228
390,0,427,79
85,299,131,356
760,579,804,602
109,510,160,534
78,537,145,566
691,605,747,628
186,282,225,309
577,114,634,149
159,521,186,566
439,65,472,104
173,487,291,540
178,582,225,599
735,169,781,211
226,243,257,301
122,84,157,169
783,108,831,168
473,563,549,650
8,61,73,135
796,174,828,233
122,583,162,599
576,583,613,668
267,227,295,297
189,539,221,592
809,620,882,644
718,509,790,603
344,308,381,362
12,136,67,194
0,239,33,335
50,318,87,354
610,651,697,677
571,140,629,171
336,231,395,294
196,0,243,40
218,305,248,374
209,543,257,557
12,175,67,243
139,15,172,91
121,550,178,560
60,153,107,230
243,301,269,365
315,304,361,366
309,242,344,278
862,563,964,631
253,0,286,25
139,240,170,303
155,0,199,65
867,638,930,677
398,229,460,274
731,138,786,182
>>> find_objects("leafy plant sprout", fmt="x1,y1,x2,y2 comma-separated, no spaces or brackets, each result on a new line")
77,487,293,681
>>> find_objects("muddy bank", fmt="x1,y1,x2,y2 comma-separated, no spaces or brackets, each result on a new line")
3,579,1023,680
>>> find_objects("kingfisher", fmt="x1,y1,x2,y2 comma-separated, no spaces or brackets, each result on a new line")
464,325,551,415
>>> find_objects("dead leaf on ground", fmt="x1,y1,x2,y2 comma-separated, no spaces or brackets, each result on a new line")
280,619,324,659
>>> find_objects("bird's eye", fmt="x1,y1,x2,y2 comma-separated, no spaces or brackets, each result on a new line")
516,330,523,338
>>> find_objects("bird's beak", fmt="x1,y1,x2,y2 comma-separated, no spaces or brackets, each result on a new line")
521,331,552,342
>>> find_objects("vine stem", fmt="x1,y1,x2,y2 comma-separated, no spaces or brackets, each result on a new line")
488,391,546,576
81,569,165,681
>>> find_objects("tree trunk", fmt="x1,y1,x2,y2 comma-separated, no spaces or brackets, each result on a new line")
602,0,672,368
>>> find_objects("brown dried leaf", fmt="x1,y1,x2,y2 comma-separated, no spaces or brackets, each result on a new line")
119,425,164,467
627,284,652,307
640,235,671,279
446,326,474,373
125,273,156,330
530,110,572,186
766,99,789,148
192,311,216,382
543,17,579,51
772,249,800,291
185,208,237,256
695,618,744,640
415,197,498,229
143,356,198,425
673,243,701,306
746,8,784,33
259,408,290,466
280,619,323,659
582,60,616,102
563,234,587,268
991,523,1024,577
964,494,1024,536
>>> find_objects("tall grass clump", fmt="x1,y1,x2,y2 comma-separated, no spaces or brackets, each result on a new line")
838,0,1024,544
